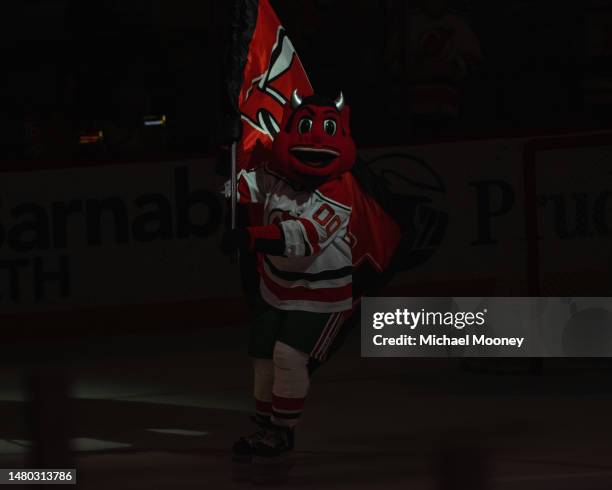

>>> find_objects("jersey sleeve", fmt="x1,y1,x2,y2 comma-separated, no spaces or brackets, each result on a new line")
279,192,352,258
225,167,273,204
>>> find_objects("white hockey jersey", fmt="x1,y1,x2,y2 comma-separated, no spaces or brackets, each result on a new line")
236,165,353,313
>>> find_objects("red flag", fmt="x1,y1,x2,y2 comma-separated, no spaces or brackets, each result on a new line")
228,0,313,169
226,1,404,305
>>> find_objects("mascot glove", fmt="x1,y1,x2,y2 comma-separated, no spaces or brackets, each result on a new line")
221,180,232,198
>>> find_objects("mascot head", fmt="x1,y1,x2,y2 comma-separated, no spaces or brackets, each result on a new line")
271,90,356,188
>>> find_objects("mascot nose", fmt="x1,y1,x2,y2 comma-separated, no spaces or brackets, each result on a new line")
308,128,323,144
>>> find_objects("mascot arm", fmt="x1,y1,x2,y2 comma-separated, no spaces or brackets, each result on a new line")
222,224,285,256
280,199,351,258
245,224,286,256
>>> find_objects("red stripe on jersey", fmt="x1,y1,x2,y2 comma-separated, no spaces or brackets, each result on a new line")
238,177,252,203
272,394,305,411
297,218,321,254
261,271,351,302
312,312,340,358
316,310,352,361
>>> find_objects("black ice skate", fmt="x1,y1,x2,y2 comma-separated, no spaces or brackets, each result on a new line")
232,416,270,464
251,424,295,484
252,423,294,461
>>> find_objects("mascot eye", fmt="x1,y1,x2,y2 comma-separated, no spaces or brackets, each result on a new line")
297,117,313,134
323,119,337,136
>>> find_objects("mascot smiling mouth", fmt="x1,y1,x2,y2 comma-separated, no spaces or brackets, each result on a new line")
289,146,339,167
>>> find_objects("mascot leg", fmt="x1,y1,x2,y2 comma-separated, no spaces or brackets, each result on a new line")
253,358,274,423
232,303,282,467
271,342,310,428
251,341,305,466
232,358,274,470
252,309,351,462
250,341,306,483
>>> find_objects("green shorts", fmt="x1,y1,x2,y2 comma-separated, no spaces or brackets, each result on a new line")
248,300,353,362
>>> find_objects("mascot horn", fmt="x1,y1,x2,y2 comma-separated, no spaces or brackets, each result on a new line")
271,90,356,188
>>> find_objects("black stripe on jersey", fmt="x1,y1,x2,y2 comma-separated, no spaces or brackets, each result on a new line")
264,256,352,282
313,190,352,212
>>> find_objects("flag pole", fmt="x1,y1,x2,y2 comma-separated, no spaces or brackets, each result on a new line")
226,0,250,260
230,141,238,230
229,139,239,263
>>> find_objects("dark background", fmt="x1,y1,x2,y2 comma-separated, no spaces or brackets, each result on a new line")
1,2,612,489
2,0,612,160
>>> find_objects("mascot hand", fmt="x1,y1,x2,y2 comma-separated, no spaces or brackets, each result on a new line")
222,180,231,198
221,228,251,255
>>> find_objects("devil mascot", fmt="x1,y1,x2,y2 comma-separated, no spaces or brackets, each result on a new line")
223,90,401,473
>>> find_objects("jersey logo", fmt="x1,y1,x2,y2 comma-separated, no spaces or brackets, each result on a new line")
312,203,342,237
